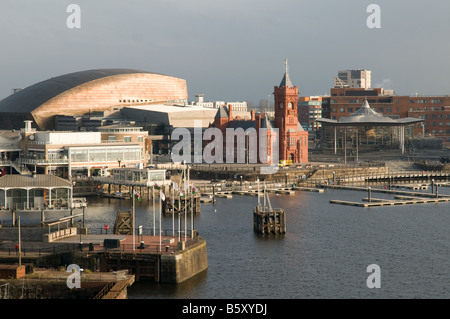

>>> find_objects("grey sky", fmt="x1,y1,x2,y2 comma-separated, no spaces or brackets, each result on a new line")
1,0,450,104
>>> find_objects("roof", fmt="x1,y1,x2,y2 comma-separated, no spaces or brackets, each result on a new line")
260,116,273,129
0,174,73,188
215,105,229,119
226,120,256,130
0,69,162,114
279,59,294,88
279,72,294,88
125,103,216,114
316,99,423,126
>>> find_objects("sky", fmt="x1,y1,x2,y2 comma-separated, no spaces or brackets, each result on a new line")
1,0,450,105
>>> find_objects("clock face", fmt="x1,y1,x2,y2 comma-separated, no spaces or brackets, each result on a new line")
279,103,283,109
288,102,293,109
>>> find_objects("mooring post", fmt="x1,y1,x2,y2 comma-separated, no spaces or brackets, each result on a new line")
435,184,438,198
368,187,372,203
431,179,434,194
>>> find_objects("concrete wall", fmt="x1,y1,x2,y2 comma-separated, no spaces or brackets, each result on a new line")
160,237,208,283
0,227,48,242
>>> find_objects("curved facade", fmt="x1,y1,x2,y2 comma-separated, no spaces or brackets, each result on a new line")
0,69,187,130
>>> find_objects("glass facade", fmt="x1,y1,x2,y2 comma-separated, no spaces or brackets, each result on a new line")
69,146,142,163
0,187,70,210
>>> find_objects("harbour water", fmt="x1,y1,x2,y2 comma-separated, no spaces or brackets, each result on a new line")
121,186,450,299
3,185,449,298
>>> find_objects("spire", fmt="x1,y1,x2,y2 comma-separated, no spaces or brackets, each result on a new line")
361,97,370,109
279,59,294,88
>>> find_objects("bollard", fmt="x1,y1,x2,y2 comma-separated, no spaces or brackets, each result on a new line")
368,187,371,203
166,246,169,252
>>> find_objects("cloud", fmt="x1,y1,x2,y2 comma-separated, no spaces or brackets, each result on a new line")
375,78,393,89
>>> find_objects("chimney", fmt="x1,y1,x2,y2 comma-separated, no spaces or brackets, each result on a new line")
251,110,256,121
228,104,233,120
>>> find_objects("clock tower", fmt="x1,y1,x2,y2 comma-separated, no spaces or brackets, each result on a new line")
273,59,302,162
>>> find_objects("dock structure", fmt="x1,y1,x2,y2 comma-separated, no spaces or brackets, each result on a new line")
253,206,286,234
253,187,286,235
327,183,450,208
162,195,200,215
330,196,450,207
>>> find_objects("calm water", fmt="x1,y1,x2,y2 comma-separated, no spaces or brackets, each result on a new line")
3,185,449,299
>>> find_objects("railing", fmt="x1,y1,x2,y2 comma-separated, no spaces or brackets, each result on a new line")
18,158,69,165
0,243,79,257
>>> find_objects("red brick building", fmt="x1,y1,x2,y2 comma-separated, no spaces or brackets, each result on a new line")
322,87,450,146
212,61,308,164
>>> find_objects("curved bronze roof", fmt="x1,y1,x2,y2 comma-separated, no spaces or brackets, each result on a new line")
0,69,161,113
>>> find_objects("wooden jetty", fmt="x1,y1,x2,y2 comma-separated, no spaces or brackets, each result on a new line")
330,196,450,207
253,187,286,235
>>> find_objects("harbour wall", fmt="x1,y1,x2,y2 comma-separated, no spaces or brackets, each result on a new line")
160,237,208,283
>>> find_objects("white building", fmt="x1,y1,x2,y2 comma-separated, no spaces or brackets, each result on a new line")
192,94,248,112
334,70,371,89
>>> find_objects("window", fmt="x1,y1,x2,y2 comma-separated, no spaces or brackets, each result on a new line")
289,137,296,146
108,136,116,142
124,136,131,143
138,136,143,143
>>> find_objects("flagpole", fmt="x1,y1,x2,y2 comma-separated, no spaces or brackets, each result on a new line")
184,184,187,242
178,190,181,241
152,186,155,236
172,183,175,237
191,185,193,239
159,191,162,251
132,190,135,251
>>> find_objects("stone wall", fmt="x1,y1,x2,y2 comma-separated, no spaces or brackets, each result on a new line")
160,237,208,283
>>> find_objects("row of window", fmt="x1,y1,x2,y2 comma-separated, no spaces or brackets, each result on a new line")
421,129,450,134
422,122,450,127
106,136,144,142
332,107,396,113
410,99,443,104
70,147,142,163
418,114,450,119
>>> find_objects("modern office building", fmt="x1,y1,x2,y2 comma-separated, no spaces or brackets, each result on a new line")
334,69,372,89
298,96,323,132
